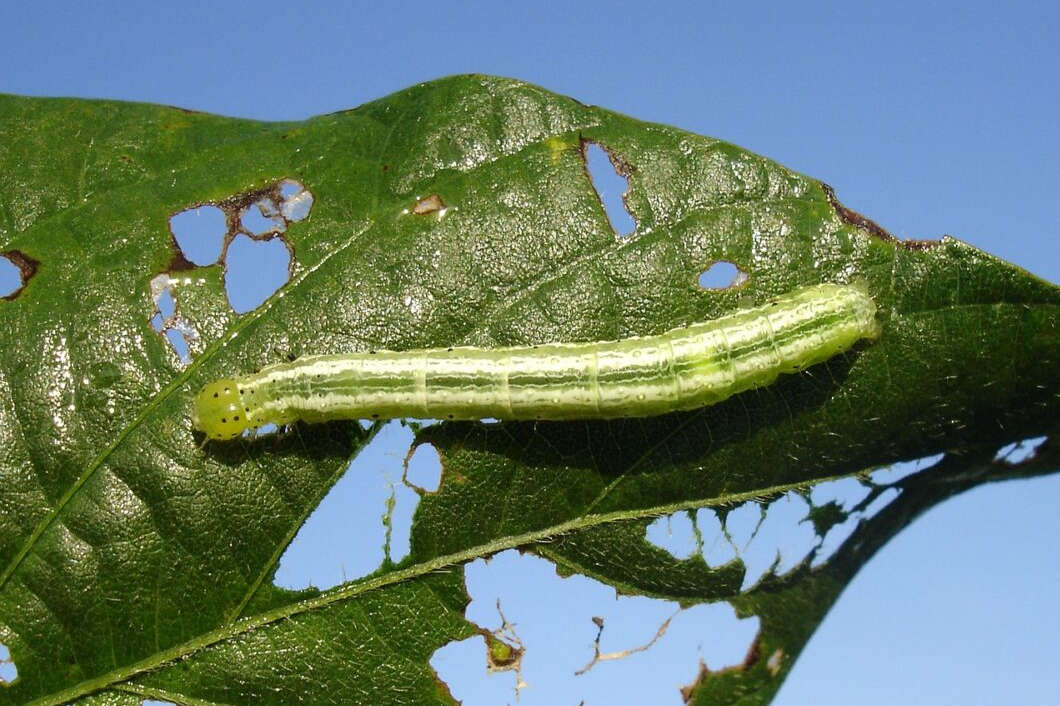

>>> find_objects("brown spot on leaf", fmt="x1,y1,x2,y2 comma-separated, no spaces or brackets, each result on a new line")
412,194,446,215
168,250,196,272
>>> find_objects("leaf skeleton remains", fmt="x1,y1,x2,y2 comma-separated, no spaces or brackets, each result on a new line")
191,283,880,441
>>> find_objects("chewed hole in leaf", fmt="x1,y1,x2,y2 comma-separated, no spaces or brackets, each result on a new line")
697,508,738,567
0,642,16,684
163,329,191,362
240,198,286,236
645,511,699,560
869,452,944,485
650,479,913,580
278,179,314,221
0,250,38,299
861,487,900,518
732,493,816,589
812,487,901,568
809,477,871,514
994,436,1047,465
148,274,196,363
223,235,291,314
242,422,280,439
404,442,442,492
583,141,635,237
169,204,226,266
0,255,21,298
697,261,748,290
275,421,423,589
431,550,758,705
648,483,913,588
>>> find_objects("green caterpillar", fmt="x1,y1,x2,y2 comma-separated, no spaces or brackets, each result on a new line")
192,283,879,440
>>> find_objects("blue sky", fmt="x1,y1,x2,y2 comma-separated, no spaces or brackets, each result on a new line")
2,2,1057,704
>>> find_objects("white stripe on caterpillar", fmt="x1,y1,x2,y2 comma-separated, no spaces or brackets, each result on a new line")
191,283,879,440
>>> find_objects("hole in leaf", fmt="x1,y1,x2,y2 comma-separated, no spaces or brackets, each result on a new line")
0,642,16,684
647,492,820,589
861,487,901,518
278,179,314,221
0,256,20,298
223,235,291,313
404,442,442,492
994,436,1047,465
276,421,425,589
431,551,758,705
809,477,871,513
163,329,191,361
156,287,175,320
169,205,226,265
811,487,901,568
696,509,737,567
697,261,748,290
148,274,195,364
645,511,698,560
869,452,944,485
583,142,635,237
240,198,286,236
241,422,280,439
732,494,816,589
0,250,38,299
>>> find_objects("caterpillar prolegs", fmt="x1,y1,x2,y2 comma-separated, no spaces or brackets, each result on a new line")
191,283,880,440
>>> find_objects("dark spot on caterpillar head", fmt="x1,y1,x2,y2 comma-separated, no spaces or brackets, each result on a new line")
233,415,240,421
447,414,454,419
239,389,244,395
213,392,219,398
532,345,539,349
224,386,230,393
221,417,227,423
447,347,453,352
244,407,250,412
369,350,377,355
371,413,379,418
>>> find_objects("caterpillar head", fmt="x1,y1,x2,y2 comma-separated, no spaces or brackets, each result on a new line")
192,379,249,440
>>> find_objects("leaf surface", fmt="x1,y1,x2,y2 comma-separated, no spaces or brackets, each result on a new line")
0,75,1056,705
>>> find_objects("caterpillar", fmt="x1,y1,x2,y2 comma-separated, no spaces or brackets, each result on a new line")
191,283,879,440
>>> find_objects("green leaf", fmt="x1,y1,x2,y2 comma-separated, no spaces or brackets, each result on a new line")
0,75,1056,705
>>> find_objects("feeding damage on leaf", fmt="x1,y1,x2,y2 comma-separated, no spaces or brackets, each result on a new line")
0,250,38,300
0,75,1056,706
821,182,943,250
409,193,448,216
582,139,636,238
151,178,315,362
431,551,760,703
0,640,17,685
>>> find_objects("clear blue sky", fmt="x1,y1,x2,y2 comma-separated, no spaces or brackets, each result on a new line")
2,2,1057,704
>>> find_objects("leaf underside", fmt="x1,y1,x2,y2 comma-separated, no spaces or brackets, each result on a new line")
0,75,1056,705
